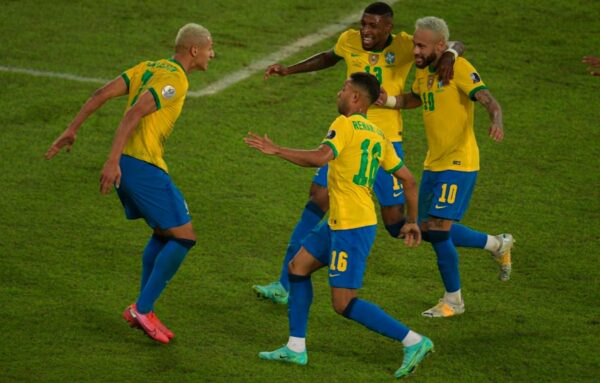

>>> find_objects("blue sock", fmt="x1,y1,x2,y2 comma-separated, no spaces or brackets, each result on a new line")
384,218,406,238
429,230,461,292
342,298,409,342
288,274,313,338
140,235,169,291
279,201,325,290
136,238,195,314
450,223,487,249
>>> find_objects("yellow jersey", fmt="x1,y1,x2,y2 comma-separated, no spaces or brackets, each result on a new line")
411,57,487,172
334,29,414,142
322,114,404,230
121,58,189,172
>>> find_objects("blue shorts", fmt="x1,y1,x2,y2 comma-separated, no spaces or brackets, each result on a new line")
116,155,191,230
418,170,478,222
301,221,376,289
313,141,405,206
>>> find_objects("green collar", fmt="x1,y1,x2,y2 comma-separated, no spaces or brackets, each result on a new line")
169,58,188,78
369,34,393,53
351,112,367,118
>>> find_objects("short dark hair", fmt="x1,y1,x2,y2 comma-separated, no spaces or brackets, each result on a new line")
350,72,380,104
364,2,394,17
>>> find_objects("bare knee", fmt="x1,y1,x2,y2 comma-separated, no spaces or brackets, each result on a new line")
308,183,329,212
331,288,358,316
332,297,350,315
380,204,405,226
155,222,197,241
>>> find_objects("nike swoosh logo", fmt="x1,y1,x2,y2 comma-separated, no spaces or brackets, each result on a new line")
277,354,289,359
351,53,360,57
435,204,448,209
329,273,341,277
393,191,404,197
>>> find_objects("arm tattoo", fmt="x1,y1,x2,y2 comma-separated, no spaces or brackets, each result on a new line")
476,89,503,126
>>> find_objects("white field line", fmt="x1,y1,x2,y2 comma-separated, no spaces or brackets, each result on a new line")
188,0,399,97
1,0,399,98
0,65,108,84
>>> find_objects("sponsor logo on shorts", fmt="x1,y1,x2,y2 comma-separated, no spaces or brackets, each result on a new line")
393,191,404,197
435,204,448,209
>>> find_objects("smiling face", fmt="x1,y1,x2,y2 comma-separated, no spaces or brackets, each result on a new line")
412,28,444,69
360,13,392,51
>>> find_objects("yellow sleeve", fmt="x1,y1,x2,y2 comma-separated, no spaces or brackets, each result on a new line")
381,139,404,173
321,116,352,159
145,72,186,110
453,58,487,101
333,30,350,59
395,32,414,66
120,61,145,92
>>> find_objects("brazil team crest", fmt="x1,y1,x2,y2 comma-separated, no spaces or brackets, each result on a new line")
427,75,435,89
385,52,395,64
369,54,379,65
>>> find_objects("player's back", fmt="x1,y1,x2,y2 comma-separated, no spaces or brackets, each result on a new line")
121,59,190,172
322,114,403,230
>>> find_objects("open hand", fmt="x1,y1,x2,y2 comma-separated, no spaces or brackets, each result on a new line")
375,87,389,106
582,56,600,76
99,160,121,195
45,129,76,159
264,64,288,80
244,132,279,155
399,222,421,247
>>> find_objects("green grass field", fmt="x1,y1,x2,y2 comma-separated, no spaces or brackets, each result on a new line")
1,0,599,382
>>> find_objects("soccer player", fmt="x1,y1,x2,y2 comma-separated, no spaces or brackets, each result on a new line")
245,72,433,379
254,1,464,304
397,17,513,318
45,23,215,343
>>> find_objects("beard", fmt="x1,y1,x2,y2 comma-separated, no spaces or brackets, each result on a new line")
337,97,349,115
415,51,438,69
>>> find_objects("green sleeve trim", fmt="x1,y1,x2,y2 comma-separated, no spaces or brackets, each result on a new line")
120,73,130,91
469,85,488,101
331,48,343,59
322,141,338,159
148,87,161,110
411,90,421,99
385,161,404,174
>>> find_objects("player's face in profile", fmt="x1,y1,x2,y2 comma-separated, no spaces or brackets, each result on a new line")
360,13,392,51
194,37,215,71
412,29,438,69
337,80,354,115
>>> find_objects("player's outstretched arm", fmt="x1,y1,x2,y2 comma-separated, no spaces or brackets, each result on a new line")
45,76,128,159
395,92,423,110
392,165,421,247
474,89,504,142
264,50,342,79
244,132,334,167
99,91,157,195
582,56,600,76
437,40,465,85
377,88,425,110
